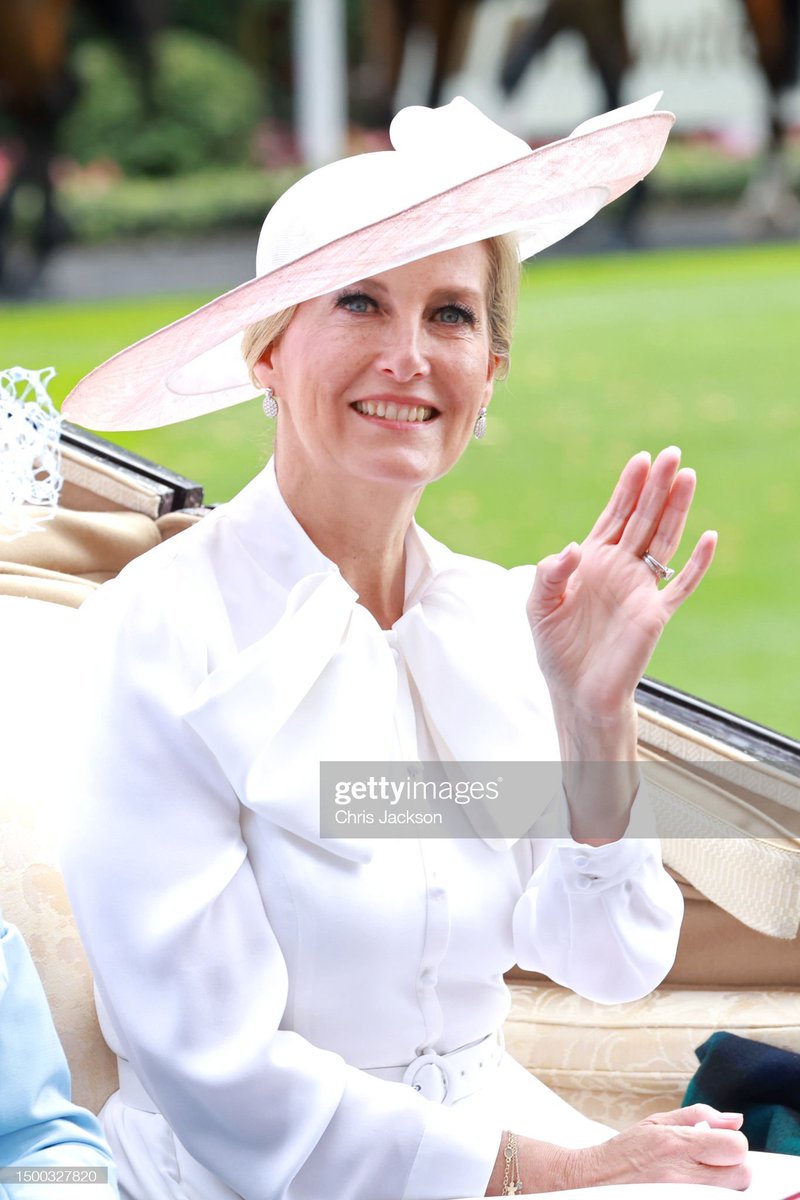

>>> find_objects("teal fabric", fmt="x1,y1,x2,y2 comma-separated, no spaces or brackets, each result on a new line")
683,1030,800,1157
0,911,118,1196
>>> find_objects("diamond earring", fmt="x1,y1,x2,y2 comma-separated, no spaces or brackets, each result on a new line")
262,388,278,418
473,406,487,439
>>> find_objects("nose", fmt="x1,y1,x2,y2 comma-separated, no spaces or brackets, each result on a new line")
374,318,430,382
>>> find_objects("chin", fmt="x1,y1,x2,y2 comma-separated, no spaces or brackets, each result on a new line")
344,448,446,490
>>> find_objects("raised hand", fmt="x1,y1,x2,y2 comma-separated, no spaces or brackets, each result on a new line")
527,446,717,726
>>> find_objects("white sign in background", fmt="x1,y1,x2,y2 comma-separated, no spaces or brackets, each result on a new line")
442,0,800,143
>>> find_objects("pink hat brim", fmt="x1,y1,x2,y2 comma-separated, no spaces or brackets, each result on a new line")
63,112,673,431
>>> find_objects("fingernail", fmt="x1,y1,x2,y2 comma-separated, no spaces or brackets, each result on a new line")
720,1112,742,1120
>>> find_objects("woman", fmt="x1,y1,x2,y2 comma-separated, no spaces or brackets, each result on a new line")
59,97,750,1197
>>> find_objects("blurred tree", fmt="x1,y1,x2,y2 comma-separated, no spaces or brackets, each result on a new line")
0,0,164,290
170,0,245,45
94,0,370,132
61,30,262,175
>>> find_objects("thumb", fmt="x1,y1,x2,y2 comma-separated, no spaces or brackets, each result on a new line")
528,542,581,623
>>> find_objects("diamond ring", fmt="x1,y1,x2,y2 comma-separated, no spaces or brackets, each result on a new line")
642,552,675,582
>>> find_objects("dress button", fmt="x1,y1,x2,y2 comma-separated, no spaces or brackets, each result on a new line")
574,855,590,869
574,875,593,891
420,968,436,986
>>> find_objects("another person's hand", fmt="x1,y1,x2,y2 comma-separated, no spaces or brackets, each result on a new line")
528,446,717,724
486,1106,751,1195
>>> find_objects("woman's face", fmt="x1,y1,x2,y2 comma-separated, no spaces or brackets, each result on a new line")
257,243,500,498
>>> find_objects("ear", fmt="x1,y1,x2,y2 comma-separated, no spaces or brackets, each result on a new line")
253,344,277,391
482,352,503,407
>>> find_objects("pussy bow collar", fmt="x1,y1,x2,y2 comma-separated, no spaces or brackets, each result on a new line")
183,462,559,862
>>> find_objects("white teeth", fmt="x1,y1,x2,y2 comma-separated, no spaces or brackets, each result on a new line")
353,401,434,422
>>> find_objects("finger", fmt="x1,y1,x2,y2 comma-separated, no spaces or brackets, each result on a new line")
700,1162,753,1191
660,530,718,618
586,451,651,545
643,468,696,566
644,1105,742,1130
679,1106,744,1131
528,542,581,623
618,446,682,555
692,1129,750,1169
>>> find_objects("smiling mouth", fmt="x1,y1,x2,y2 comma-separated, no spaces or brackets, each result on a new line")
352,400,437,423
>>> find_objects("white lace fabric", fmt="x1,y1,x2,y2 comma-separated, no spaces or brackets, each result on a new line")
0,366,63,540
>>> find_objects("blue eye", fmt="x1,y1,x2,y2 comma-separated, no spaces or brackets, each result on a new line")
337,292,374,314
437,304,475,326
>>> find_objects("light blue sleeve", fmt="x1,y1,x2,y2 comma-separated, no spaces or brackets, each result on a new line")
0,913,117,1199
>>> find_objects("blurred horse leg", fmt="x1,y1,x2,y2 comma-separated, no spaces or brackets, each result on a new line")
736,0,800,233
499,1,568,96
0,0,74,291
0,0,162,292
427,0,478,108
500,0,644,246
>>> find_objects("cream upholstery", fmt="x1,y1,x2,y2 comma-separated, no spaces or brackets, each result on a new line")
0,595,118,1114
505,982,800,1130
0,489,203,1114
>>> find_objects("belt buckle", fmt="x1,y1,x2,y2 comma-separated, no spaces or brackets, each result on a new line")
402,1052,452,1103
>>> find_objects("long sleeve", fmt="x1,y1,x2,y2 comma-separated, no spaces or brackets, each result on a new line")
512,834,684,1004
59,558,501,1200
0,915,117,1199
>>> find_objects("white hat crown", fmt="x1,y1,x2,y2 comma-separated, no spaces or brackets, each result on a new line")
256,98,532,278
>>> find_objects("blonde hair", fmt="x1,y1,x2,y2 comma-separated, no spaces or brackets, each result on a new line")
242,233,521,386
242,305,297,389
484,232,521,381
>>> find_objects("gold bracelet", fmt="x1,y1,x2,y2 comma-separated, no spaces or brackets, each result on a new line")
502,1130,523,1195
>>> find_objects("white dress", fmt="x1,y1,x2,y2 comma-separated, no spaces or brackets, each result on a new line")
60,460,683,1200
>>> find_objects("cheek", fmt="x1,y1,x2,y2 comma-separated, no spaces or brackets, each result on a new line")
449,345,493,395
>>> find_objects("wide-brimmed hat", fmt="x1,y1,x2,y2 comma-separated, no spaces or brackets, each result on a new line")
63,93,674,432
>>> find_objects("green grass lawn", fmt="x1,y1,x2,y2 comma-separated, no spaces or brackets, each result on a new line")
3,242,799,738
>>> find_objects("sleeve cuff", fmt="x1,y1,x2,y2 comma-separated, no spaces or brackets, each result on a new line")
403,1102,501,1200
554,836,657,894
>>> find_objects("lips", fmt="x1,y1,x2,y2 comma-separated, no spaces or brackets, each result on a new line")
352,399,436,423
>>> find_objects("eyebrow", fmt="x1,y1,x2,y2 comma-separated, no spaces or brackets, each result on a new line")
342,278,486,305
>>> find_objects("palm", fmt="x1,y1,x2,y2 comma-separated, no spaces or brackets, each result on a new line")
528,448,716,718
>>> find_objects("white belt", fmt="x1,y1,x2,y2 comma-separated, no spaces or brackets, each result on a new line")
363,1030,504,1105
117,1030,504,1114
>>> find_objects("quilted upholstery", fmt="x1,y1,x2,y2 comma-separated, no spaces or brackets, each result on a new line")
505,981,800,1129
